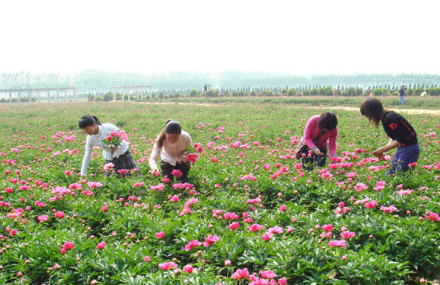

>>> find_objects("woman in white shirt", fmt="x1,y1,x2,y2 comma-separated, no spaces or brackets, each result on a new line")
149,120,193,182
79,115,138,177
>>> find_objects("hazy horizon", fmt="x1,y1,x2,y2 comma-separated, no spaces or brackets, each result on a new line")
2,0,440,76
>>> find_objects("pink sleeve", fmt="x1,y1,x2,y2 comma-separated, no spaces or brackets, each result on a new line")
328,128,338,156
303,116,318,150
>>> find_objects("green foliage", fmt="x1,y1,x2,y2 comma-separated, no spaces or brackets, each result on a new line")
0,102,439,284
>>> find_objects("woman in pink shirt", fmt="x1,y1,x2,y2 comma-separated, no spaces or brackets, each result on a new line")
302,112,338,170
149,120,193,182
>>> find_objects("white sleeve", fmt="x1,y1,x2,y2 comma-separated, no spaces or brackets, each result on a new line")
149,142,161,170
80,136,94,175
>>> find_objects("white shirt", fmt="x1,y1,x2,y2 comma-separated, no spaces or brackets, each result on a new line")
149,130,192,170
81,123,129,175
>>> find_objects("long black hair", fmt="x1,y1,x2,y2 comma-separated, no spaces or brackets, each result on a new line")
360,98,391,127
79,115,101,129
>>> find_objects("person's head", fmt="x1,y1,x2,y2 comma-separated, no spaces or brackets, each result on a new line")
79,115,101,135
359,98,385,127
156,120,182,147
318,112,338,132
165,120,182,143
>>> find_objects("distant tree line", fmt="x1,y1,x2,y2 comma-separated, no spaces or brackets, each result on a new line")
83,85,440,103
1,70,439,96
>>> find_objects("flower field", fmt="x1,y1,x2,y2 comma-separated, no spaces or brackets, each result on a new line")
1,102,440,285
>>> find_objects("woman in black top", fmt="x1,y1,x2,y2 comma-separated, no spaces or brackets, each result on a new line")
360,98,420,175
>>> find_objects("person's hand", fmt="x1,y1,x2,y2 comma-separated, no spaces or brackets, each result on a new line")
314,149,324,156
110,146,118,153
373,149,385,161
149,167,159,175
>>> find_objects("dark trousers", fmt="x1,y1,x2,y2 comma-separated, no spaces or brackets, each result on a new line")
160,160,191,182
386,143,420,175
301,147,328,170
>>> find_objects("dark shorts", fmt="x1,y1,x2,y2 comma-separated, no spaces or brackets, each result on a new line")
105,150,138,176
160,160,191,182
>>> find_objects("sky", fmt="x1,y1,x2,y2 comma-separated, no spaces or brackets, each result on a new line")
1,0,440,76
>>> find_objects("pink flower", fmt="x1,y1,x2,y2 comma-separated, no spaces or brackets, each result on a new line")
278,278,288,285
322,224,333,232
150,183,165,191
159,262,177,270
279,205,287,212
262,232,273,241
365,200,378,209
63,242,74,250
156,231,165,239
185,240,202,251
105,136,113,142
186,153,199,163
231,268,249,279
225,260,232,266
169,195,180,202
425,211,440,221
340,231,356,239
37,215,49,222
10,229,18,236
104,163,114,171
102,205,108,212
260,270,276,279
229,222,240,230
203,235,220,247
144,256,151,262
249,224,264,232
54,211,65,218
133,182,145,187
97,241,106,250
342,256,347,260
328,240,346,248
171,169,182,177
380,205,397,214
183,264,194,273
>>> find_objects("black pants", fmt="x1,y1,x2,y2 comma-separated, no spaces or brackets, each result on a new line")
160,161,191,182
301,147,328,170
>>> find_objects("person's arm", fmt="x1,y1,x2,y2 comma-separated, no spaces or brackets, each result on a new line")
182,132,193,161
303,117,319,151
80,136,93,176
372,139,400,160
149,141,161,174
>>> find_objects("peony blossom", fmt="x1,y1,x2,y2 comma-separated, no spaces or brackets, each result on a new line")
340,231,356,239
229,222,240,230
260,270,277,279
183,264,194,273
203,235,220,247
249,224,264,232
156,232,165,239
97,241,106,250
328,240,346,248
54,211,65,218
185,240,202,251
231,268,249,280
150,183,165,191
171,169,182,177
159,262,177,270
